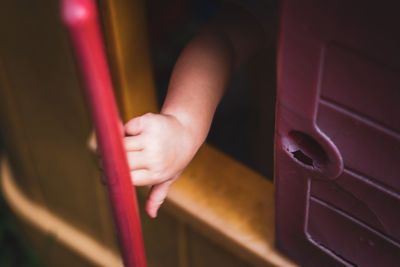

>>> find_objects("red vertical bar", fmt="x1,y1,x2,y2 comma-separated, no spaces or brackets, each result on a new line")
61,1,147,266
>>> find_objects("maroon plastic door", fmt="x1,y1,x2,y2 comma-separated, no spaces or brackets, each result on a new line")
275,1,400,266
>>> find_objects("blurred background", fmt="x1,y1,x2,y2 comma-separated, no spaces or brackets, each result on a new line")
0,140,45,267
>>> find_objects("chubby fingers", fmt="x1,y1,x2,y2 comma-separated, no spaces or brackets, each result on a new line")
124,135,147,170
123,135,144,151
126,151,149,171
124,134,161,185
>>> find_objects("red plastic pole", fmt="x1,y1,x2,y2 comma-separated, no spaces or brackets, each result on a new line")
61,1,147,266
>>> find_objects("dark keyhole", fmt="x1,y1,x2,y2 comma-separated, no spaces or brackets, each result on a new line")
292,150,313,166
282,131,328,170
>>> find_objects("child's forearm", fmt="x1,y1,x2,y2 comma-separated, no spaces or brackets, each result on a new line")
161,4,265,150
161,31,234,149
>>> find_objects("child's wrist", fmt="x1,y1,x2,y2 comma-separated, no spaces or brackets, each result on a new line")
160,108,208,150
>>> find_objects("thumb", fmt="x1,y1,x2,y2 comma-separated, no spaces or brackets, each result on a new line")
145,178,176,218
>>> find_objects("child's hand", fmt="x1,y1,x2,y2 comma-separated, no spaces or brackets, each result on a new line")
124,112,198,218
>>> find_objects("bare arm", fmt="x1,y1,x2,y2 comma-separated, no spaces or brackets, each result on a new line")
124,4,266,217
162,4,265,146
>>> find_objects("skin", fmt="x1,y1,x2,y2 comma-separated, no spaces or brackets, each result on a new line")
124,4,266,218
